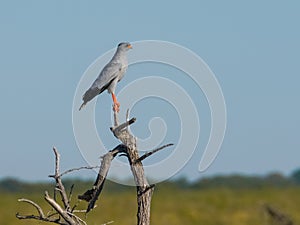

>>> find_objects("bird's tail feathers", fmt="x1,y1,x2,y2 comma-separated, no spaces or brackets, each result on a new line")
79,102,86,111
79,88,100,111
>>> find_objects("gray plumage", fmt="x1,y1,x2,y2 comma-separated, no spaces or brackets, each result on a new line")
79,42,132,111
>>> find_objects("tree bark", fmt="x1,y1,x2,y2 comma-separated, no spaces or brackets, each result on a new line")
110,112,154,225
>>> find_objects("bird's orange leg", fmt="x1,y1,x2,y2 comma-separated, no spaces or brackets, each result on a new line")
111,93,120,112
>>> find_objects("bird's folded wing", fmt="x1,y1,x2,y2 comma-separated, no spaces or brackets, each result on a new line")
91,62,122,92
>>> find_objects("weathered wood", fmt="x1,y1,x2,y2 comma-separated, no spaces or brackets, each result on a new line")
45,191,78,225
16,213,67,225
17,111,173,225
51,147,71,211
110,111,153,225
58,166,100,178
78,146,125,213
136,143,174,163
17,148,87,225
17,198,45,218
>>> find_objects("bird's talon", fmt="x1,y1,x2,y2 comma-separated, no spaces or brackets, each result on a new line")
113,104,120,113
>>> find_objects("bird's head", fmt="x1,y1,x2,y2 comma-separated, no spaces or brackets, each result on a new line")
117,42,132,51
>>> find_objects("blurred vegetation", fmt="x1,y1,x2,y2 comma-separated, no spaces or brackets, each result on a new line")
1,169,300,225
2,169,300,194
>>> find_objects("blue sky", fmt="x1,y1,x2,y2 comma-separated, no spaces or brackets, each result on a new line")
0,1,299,181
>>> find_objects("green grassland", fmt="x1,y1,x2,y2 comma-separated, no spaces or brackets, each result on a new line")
1,184,300,225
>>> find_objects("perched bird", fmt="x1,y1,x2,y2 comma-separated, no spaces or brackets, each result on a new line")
79,42,132,112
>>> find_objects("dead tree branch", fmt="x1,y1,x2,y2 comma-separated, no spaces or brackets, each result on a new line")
45,191,78,225
79,110,173,225
110,110,170,225
17,110,173,225
136,143,174,163
16,213,66,225
16,191,80,225
16,148,92,225
78,146,126,213
51,147,71,211
56,166,100,178
17,198,45,218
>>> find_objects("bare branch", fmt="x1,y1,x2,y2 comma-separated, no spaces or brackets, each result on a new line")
52,147,71,211
110,117,136,135
113,110,119,126
49,166,99,178
17,148,88,225
72,209,88,213
67,212,87,225
16,198,67,225
16,213,67,225
79,146,125,213
17,110,162,225
45,191,78,225
68,184,75,205
102,221,114,225
111,110,153,225
137,184,155,196
126,109,130,131
17,198,45,218
135,143,174,163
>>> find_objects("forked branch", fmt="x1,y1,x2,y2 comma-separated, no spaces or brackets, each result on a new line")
136,143,174,163
44,191,78,225
109,110,173,225
16,148,91,225
17,198,45,218
17,110,173,225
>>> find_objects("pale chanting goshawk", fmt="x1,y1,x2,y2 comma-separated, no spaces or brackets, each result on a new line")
79,42,132,112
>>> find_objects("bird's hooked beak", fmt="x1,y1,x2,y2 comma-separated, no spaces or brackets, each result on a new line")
127,44,132,49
